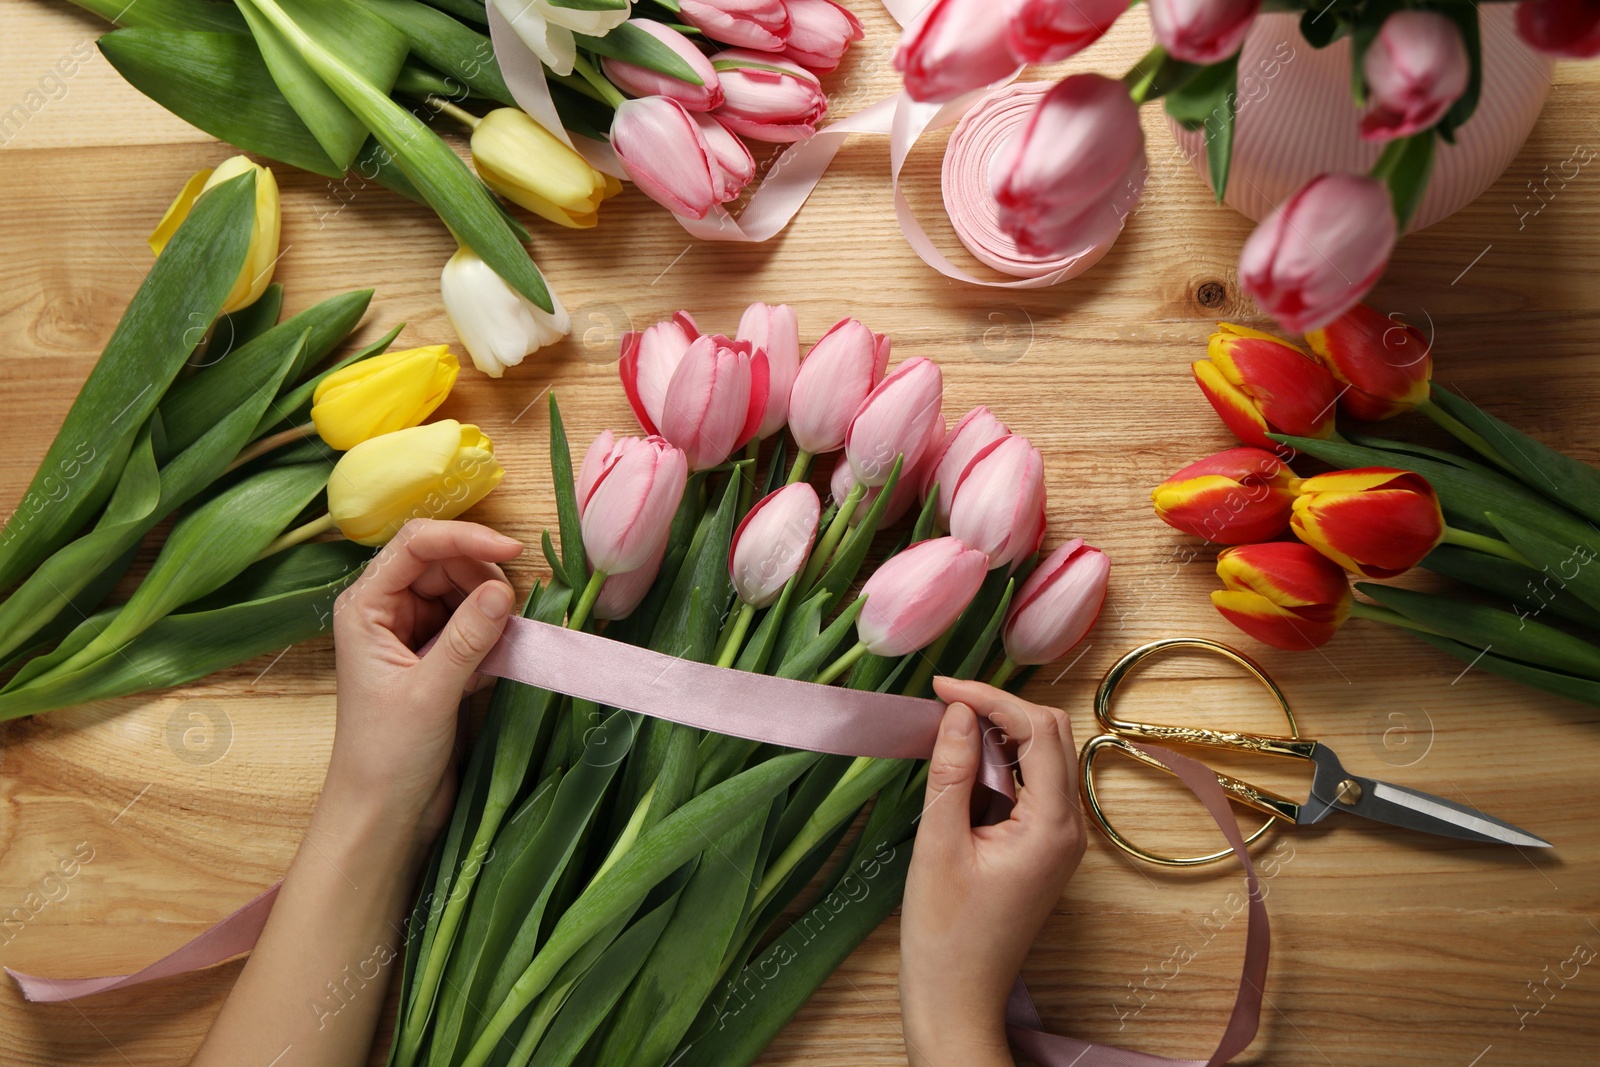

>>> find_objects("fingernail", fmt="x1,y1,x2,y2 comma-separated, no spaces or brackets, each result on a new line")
494,532,523,549
478,582,512,618
945,705,974,738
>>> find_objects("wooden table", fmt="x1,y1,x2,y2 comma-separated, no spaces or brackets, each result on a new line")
3,2,1598,1064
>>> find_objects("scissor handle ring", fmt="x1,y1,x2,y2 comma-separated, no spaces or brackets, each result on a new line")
1081,638,1296,868
1081,736,1279,867
1094,637,1297,737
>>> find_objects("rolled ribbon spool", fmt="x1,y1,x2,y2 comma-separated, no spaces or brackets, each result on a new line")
940,82,1117,280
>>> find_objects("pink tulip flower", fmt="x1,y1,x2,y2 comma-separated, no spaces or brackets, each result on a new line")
729,482,822,607
710,51,828,143
844,357,944,488
831,411,943,526
581,434,689,574
658,334,770,470
921,406,1011,529
789,318,891,455
1360,11,1470,142
1002,539,1110,665
856,536,989,656
611,97,730,219
892,0,1022,103
993,74,1147,259
1516,0,1600,57
577,428,626,509
680,0,791,51
1239,172,1398,334
602,21,724,111
595,537,666,620
692,113,756,202
782,0,866,72
1008,0,1128,63
738,302,800,438
620,311,700,434
1148,0,1260,64
948,434,1046,570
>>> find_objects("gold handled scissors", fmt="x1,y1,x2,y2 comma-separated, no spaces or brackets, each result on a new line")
1079,638,1553,867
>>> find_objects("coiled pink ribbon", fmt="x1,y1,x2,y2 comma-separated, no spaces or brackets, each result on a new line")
8,619,1267,1067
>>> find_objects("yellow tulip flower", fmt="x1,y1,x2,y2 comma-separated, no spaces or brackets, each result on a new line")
310,345,460,451
470,108,621,229
149,155,281,314
327,421,504,546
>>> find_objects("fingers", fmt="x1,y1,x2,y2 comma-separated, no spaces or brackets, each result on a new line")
356,520,522,600
920,702,981,850
415,579,515,700
933,677,1076,824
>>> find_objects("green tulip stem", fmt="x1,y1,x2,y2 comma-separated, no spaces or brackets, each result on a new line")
568,569,607,631
814,641,869,686
905,624,958,698
1417,397,1519,475
428,95,481,130
738,439,760,515
989,655,1019,688
797,481,865,593
255,512,337,561
786,449,813,485
1349,599,1446,636
1122,44,1169,105
224,421,315,474
571,55,626,109
1440,525,1532,566
714,601,757,669
547,70,611,105
752,754,873,909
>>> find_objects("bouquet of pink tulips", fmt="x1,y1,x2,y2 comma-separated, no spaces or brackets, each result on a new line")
895,0,1600,332
387,303,1110,1066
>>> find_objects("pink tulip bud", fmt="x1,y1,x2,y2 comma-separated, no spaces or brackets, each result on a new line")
602,21,724,111
844,357,944,488
729,482,822,607
782,0,865,72
1148,0,1260,64
1360,11,1470,142
892,0,1021,103
857,536,989,656
680,0,791,51
1516,0,1600,57
948,434,1046,569
788,318,891,455
739,302,800,438
993,74,1147,259
920,406,1010,529
620,311,700,435
581,435,689,575
611,97,732,219
1001,539,1110,665
1008,0,1128,62
576,428,623,509
709,51,828,143
692,113,756,202
658,334,770,470
595,537,666,620
1239,173,1397,334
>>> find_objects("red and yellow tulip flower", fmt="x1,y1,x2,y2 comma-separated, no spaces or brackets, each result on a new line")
1305,303,1431,421
1193,323,1342,450
1290,467,1444,578
1212,542,1353,650
1152,446,1300,545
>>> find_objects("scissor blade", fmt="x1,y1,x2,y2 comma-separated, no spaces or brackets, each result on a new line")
1347,778,1552,849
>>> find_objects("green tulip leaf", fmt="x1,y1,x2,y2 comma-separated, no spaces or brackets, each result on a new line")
774,595,864,682
1407,630,1600,709
242,0,554,311
1421,544,1600,631
0,172,256,590
367,0,516,104
1163,52,1238,203
1486,511,1600,615
421,0,489,23
0,541,369,723
1428,384,1600,527
210,283,285,361
68,0,249,32
815,456,904,613
1359,583,1600,680
1436,4,1482,141
98,29,344,177
952,575,1016,681
1371,129,1435,232
548,394,589,592
260,320,404,438
576,22,702,84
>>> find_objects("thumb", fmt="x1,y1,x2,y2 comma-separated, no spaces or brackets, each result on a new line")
919,701,980,850
417,580,514,700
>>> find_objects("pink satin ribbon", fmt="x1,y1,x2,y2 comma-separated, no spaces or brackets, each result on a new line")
7,618,1267,1067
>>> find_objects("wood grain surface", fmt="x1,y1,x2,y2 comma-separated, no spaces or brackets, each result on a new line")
3,2,1599,1065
